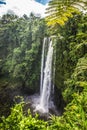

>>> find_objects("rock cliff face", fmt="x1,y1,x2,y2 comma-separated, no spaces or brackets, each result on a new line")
54,86,66,114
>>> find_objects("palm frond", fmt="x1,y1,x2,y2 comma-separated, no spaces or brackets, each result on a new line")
46,0,87,27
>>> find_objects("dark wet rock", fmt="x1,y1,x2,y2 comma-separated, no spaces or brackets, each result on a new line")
0,83,23,117
54,86,66,115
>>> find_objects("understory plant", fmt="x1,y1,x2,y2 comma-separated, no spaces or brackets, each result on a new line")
0,102,47,130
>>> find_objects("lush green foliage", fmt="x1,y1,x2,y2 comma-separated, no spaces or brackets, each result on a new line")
50,12,87,130
0,2,87,130
46,0,87,28
0,85,87,130
0,13,47,117
48,85,87,130
55,13,87,102
0,13,47,90
0,102,47,130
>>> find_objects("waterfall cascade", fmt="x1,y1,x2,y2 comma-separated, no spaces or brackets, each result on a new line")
25,37,59,116
40,38,46,95
36,37,55,113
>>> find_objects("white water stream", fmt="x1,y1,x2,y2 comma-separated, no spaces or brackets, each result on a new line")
24,37,59,117
40,38,46,95
36,38,54,113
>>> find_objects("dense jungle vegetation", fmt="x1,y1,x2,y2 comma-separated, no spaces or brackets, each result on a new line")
0,0,87,130
0,13,47,116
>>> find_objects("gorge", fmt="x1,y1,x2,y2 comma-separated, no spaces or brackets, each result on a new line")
27,37,58,117
0,4,87,129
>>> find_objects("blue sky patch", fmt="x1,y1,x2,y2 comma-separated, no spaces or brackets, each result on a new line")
0,0,6,5
35,0,50,5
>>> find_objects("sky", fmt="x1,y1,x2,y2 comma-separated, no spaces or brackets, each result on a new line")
0,0,49,17
35,0,50,5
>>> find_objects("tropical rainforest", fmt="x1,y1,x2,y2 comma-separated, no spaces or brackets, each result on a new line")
0,0,87,130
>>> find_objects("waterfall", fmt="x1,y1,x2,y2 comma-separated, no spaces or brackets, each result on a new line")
40,38,46,95
36,38,54,113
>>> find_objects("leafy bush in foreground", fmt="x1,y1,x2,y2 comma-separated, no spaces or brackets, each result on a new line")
48,84,87,130
0,102,47,130
0,87,87,130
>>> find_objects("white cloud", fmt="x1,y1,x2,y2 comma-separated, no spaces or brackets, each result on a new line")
0,0,47,17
